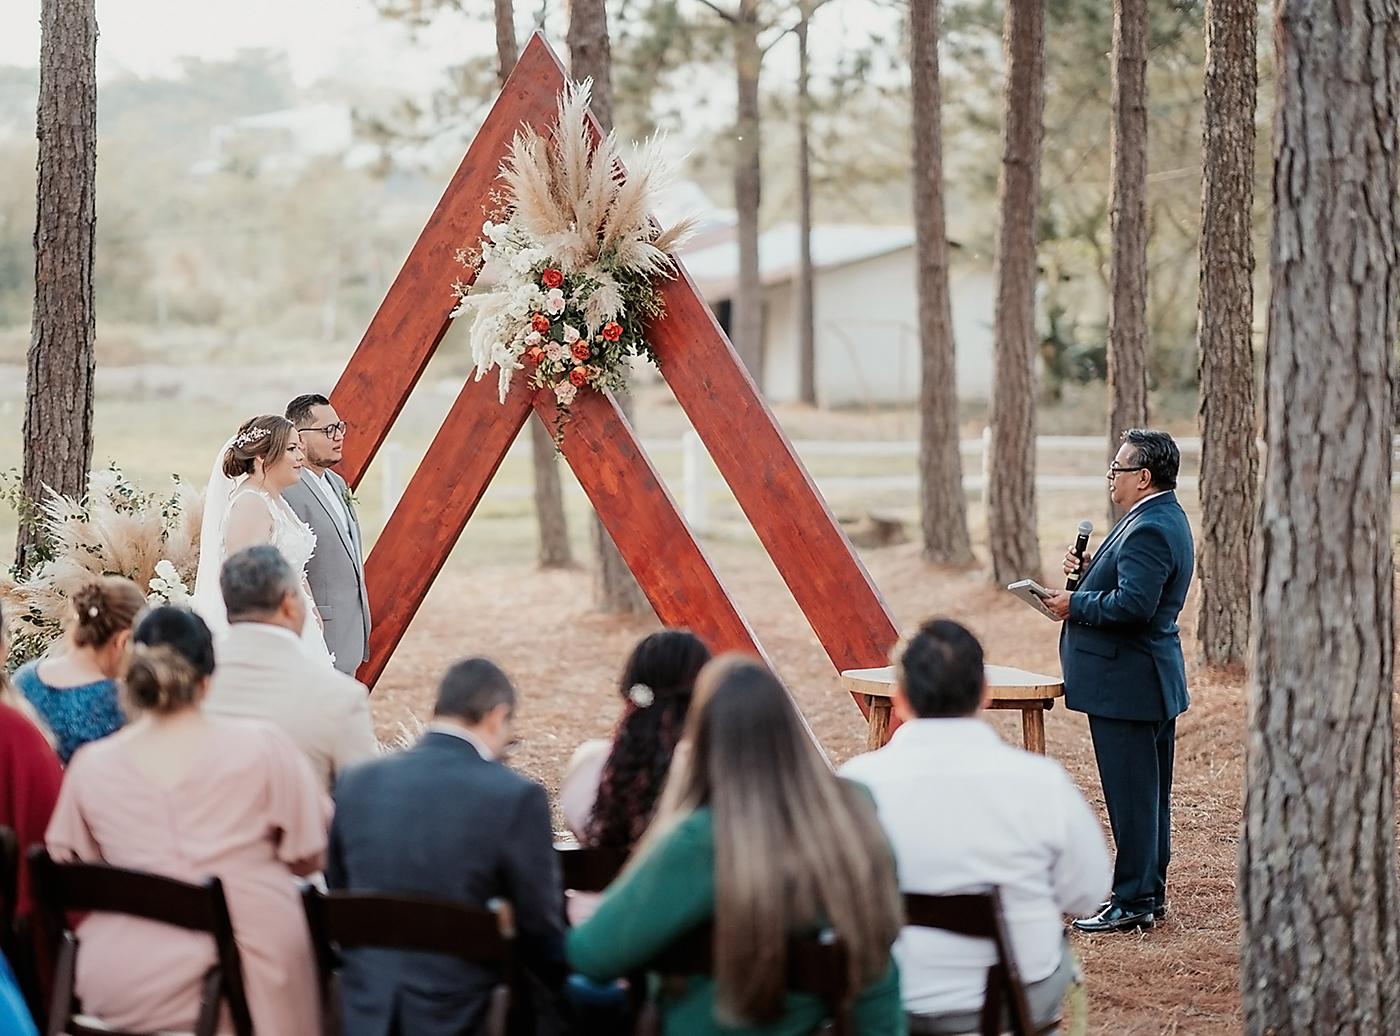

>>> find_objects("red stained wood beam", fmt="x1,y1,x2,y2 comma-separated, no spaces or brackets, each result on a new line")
331,34,564,490
535,387,763,659
356,375,534,688
646,273,900,682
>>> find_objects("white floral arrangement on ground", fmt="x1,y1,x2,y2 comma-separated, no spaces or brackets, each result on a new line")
451,79,696,435
0,466,202,665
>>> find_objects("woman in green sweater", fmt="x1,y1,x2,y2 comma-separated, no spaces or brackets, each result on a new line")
568,655,907,1035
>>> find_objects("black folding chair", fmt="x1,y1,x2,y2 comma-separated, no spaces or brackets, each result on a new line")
0,826,18,962
27,847,253,1036
554,841,628,894
301,887,517,1036
904,889,1051,1036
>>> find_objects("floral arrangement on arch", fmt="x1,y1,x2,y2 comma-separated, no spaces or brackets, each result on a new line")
451,79,696,432
0,466,202,666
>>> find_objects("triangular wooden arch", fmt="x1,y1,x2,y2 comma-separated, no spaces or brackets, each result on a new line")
332,34,898,728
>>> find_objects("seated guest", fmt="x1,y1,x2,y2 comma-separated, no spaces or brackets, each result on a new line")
840,619,1111,1034
560,629,711,847
569,656,905,1034
15,576,145,762
206,545,378,790
328,658,565,1036
46,606,327,1035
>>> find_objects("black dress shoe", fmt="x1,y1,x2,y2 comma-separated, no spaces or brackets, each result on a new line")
1072,901,1155,934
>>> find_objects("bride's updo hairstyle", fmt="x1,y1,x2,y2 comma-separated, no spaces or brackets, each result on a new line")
123,606,216,716
222,415,294,479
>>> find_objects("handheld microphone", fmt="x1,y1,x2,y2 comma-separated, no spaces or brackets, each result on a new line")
1066,520,1093,590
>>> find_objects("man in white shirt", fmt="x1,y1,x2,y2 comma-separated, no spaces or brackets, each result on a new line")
841,619,1110,1034
283,393,372,676
206,546,379,791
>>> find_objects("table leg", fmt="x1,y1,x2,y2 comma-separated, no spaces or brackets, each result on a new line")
866,696,891,752
1020,704,1047,755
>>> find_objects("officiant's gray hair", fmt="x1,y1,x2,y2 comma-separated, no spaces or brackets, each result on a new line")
221,546,300,620
436,657,516,724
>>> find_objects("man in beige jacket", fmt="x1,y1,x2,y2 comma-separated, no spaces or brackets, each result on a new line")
207,546,379,790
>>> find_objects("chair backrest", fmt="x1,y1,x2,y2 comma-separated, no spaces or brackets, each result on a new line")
301,888,517,1036
27,847,253,1036
647,924,854,1035
554,842,628,894
903,890,1038,1036
0,826,18,953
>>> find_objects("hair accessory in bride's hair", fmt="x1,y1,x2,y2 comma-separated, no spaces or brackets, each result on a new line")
87,606,99,618
234,427,272,449
627,683,655,708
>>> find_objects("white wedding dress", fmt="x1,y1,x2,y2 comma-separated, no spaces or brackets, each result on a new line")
190,441,334,667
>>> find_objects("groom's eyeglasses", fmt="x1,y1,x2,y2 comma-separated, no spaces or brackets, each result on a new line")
299,421,349,439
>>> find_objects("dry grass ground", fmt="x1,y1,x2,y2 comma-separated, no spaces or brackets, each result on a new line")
369,538,1248,1035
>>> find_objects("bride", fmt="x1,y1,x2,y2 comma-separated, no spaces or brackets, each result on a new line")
190,415,334,666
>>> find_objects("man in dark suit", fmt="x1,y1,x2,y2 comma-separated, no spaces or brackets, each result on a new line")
1041,429,1194,934
328,658,566,1034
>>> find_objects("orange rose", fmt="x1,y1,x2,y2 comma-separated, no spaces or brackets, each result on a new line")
569,367,589,387
541,267,564,289
531,313,551,333
570,341,591,362
525,346,545,363
602,321,624,342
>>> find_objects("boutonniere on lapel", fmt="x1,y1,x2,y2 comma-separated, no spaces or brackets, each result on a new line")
341,485,359,513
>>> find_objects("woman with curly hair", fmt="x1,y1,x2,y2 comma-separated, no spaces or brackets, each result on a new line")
560,629,711,849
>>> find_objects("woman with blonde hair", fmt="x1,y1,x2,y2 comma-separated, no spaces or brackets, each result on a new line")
568,655,905,1034
46,606,328,1034
13,575,145,762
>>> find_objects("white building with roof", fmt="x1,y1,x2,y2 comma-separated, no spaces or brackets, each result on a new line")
679,223,995,407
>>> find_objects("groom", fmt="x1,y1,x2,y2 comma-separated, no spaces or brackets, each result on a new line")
283,393,372,676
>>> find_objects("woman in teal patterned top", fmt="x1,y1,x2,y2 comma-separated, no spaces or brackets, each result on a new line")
16,577,146,763
568,656,906,1035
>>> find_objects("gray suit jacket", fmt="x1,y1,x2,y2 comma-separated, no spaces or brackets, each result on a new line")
283,469,371,675
328,733,566,1036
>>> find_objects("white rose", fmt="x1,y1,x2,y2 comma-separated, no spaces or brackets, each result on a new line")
545,288,566,315
554,380,578,406
544,340,567,362
562,323,580,343
525,330,543,346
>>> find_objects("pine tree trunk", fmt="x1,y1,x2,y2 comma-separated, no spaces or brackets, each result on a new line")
18,0,98,573
986,0,1045,585
497,0,573,570
568,0,649,615
1194,0,1257,667
731,5,765,381
910,0,973,565
1106,0,1150,522
795,7,817,406
1240,1,1400,1031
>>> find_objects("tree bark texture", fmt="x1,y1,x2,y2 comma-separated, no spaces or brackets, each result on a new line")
731,5,765,380
910,0,973,565
568,0,649,615
795,7,817,406
1106,0,1151,522
498,0,573,569
19,0,98,572
986,0,1045,585
1240,1,1400,1031
1194,0,1257,666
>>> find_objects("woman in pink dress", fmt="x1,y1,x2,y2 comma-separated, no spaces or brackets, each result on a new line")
46,606,328,1034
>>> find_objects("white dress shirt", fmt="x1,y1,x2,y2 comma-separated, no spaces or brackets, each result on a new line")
840,718,1110,1017
1126,489,1169,515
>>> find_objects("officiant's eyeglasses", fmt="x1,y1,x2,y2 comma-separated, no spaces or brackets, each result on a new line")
299,421,349,439
1107,464,1147,478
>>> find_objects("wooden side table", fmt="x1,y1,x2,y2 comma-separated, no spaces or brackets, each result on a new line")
839,665,1065,753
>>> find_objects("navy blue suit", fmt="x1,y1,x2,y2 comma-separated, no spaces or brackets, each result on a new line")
1059,491,1193,911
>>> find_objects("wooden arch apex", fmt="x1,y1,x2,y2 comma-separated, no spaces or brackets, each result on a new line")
331,33,900,727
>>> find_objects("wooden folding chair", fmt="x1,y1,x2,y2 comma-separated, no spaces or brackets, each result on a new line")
27,847,253,1036
903,890,1056,1036
301,887,517,1036
554,842,628,894
642,924,855,1036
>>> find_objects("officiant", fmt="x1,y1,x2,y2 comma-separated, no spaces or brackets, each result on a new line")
284,394,372,676
1040,429,1193,935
